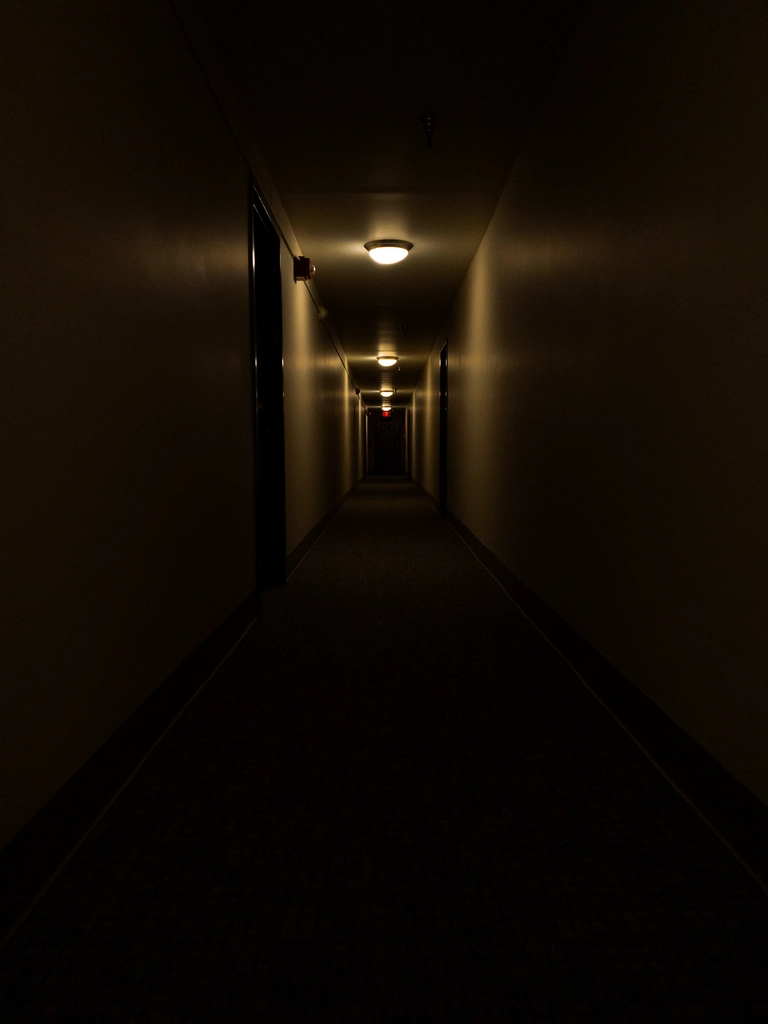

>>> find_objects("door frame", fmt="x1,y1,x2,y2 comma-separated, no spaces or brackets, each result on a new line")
250,183,286,587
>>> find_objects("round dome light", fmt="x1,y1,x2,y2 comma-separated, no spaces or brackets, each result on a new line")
377,356,398,367
380,389,394,398
382,404,392,411
364,240,413,264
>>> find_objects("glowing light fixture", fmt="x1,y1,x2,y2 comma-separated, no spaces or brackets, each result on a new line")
365,240,413,264
382,404,392,411
380,389,394,398
377,356,398,367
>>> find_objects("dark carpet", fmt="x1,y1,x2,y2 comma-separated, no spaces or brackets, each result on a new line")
2,478,768,1022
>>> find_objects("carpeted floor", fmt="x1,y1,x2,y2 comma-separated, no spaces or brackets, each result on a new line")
2,478,768,1022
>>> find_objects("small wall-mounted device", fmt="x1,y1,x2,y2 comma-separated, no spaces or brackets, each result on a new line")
293,256,315,282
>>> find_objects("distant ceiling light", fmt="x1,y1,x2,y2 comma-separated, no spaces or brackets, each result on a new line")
377,356,398,367
364,240,413,264
380,389,394,398
382,404,392,411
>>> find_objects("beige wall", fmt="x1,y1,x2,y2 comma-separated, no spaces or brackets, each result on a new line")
0,1,360,849
283,272,363,556
411,331,443,500
412,0,768,803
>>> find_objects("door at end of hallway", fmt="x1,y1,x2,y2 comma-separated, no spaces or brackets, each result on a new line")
368,408,406,474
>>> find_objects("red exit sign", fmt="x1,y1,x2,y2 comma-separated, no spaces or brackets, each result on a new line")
382,410,390,418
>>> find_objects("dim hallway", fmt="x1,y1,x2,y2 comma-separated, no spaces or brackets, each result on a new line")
1,478,767,1022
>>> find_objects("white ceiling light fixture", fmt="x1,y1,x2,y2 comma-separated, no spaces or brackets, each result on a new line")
364,240,413,265
380,389,394,398
376,356,398,367
382,404,392,411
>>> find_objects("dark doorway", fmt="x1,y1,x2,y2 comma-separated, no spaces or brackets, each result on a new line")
368,409,406,474
250,186,286,587
439,341,448,515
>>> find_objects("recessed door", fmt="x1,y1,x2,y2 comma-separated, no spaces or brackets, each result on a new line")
368,410,405,474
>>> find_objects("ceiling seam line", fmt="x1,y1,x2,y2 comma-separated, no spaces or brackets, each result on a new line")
168,0,360,398
167,0,298,257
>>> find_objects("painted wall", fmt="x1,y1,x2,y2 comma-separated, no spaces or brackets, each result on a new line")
1,0,360,849
282,275,363,557
412,0,768,803
411,335,442,500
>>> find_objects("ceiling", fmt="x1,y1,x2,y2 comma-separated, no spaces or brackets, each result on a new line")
189,0,583,405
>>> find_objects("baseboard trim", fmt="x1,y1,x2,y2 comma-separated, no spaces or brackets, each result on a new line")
0,587,260,947
445,509,768,890
286,480,360,578
412,477,440,512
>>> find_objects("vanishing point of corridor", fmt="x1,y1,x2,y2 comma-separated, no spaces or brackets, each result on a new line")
1,479,767,1022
